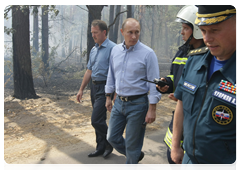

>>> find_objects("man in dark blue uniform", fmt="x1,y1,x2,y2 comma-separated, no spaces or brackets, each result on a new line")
157,5,205,164
171,5,236,164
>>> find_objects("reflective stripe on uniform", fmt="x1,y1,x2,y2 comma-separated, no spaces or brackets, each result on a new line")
172,57,188,65
164,127,183,150
167,75,174,82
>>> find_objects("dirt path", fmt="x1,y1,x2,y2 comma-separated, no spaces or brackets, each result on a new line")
4,90,176,164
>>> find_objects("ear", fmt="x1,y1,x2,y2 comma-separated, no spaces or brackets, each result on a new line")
120,28,124,36
102,30,106,36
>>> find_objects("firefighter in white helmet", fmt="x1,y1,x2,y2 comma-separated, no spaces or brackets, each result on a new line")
156,5,205,164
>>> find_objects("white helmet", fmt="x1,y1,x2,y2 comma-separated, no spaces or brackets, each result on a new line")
175,5,203,39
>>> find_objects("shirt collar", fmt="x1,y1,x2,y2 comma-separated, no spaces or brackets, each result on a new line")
122,40,140,51
196,51,236,84
220,51,236,84
95,38,109,48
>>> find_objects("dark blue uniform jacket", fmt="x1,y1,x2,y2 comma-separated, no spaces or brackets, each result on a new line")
174,51,236,164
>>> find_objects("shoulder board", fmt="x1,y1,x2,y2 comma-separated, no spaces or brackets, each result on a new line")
187,46,209,56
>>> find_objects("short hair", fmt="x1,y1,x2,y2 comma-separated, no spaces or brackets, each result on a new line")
91,19,108,35
121,18,141,31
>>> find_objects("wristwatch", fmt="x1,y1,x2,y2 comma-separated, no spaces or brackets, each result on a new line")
105,93,111,97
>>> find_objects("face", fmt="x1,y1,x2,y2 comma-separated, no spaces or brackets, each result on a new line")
91,26,106,45
199,16,236,60
181,23,193,42
121,20,140,49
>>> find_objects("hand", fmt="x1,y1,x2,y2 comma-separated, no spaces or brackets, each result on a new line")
105,97,113,112
156,78,169,93
145,104,156,124
171,146,184,164
168,93,178,101
113,93,117,104
76,90,83,103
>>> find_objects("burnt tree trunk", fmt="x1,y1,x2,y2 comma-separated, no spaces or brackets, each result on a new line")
61,5,66,58
42,5,49,71
151,6,156,49
32,6,39,56
86,5,104,64
108,5,114,40
164,6,169,56
79,24,83,65
119,5,124,42
12,5,38,99
112,5,121,43
86,5,104,89
127,5,132,18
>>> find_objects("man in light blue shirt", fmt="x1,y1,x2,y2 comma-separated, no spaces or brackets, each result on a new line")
105,18,161,164
76,20,116,158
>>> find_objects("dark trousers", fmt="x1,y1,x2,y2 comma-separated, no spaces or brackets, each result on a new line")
90,83,109,151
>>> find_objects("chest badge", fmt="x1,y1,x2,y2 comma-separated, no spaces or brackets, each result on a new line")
218,80,236,95
212,105,233,125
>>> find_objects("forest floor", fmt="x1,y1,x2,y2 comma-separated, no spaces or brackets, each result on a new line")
4,74,176,164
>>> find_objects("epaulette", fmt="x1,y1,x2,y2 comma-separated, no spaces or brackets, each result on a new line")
187,46,209,56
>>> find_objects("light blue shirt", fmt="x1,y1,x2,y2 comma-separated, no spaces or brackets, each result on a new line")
105,40,161,104
87,38,116,81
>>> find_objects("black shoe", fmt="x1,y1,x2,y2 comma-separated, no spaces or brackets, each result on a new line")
138,151,144,162
88,150,104,157
103,145,113,158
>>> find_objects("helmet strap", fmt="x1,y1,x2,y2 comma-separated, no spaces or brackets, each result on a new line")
179,33,193,54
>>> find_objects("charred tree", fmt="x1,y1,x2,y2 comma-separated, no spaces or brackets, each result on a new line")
86,5,104,89
127,5,132,18
138,5,144,41
164,6,169,56
60,5,66,58
12,5,38,99
108,5,114,40
80,24,83,64
132,5,135,18
119,6,124,42
151,6,156,49
86,5,104,64
112,5,121,43
32,6,39,56
41,5,49,71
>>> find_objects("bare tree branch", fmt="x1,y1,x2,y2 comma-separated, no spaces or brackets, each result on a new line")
76,5,88,12
107,9,128,34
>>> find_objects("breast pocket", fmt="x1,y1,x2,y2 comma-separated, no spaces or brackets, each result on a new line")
181,81,199,115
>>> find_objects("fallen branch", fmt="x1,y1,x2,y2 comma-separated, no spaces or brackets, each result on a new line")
54,47,78,69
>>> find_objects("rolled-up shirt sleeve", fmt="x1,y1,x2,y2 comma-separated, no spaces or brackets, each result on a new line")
105,53,115,93
146,51,162,104
87,49,93,70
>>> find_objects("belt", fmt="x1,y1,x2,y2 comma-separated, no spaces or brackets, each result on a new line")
92,80,106,85
118,93,148,102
